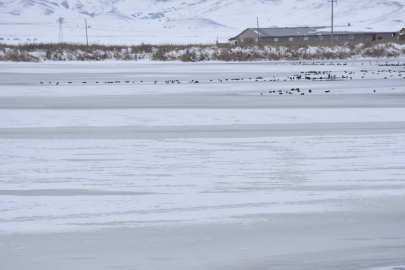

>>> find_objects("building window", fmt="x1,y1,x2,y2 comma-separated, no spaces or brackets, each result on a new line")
349,35,354,39
289,37,293,41
334,36,338,39
392,33,396,36
378,37,383,40
304,37,308,40
319,36,323,40
274,38,278,41
255,38,258,42
241,38,243,42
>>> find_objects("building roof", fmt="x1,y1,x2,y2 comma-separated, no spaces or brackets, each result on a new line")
254,27,327,37
230,27,397,40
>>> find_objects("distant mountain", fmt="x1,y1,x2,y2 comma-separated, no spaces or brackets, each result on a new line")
1,0,404,44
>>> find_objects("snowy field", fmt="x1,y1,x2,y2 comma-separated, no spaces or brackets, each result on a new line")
1,59,405,270
1,0,404,45
0,0,405,45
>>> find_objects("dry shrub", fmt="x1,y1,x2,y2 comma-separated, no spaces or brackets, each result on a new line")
180,50,190,62
363,46,386,58
218,49,231,61
0,48,40,62
0,40,404,62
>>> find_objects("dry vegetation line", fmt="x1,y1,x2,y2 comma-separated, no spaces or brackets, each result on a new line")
37,61,405,95
1,41,405,62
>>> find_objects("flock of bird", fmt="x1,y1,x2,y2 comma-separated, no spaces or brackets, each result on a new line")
261,88,316,95
39,61,405,97
38,69,404,86
290,61,405,67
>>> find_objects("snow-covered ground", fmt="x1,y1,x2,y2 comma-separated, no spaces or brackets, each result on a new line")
1,59,405,270
1,0,404,44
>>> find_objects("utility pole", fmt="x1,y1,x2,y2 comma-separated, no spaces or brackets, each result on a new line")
257,17,260,43
328,0,337,42
58,16,64,43
85,19,89,46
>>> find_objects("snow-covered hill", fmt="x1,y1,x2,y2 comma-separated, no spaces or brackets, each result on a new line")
1,0,404,45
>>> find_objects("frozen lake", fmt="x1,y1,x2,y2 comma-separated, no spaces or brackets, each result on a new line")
1,60,405,270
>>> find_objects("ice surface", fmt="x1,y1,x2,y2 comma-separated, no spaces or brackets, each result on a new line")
0,60,405,270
